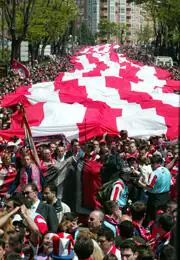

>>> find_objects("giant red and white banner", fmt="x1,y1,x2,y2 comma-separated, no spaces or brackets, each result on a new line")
1,44,180,142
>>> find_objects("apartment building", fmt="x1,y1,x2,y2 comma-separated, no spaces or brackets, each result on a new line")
86,0,144,42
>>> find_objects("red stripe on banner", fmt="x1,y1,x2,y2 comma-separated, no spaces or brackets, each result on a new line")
55,75,121,142
105,76,179,139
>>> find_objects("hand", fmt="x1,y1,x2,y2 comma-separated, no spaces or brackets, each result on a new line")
10,206,20,216
20,204,28,216
146,238,156,247
5,193,11,199
174,154,178,160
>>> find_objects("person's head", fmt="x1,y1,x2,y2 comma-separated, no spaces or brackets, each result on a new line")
49,143,57,154
97,227,115,254
6,232,23,256
131,202,146,222
0,239,5,260
151,154,163,170
166,151,174,159
42,232,56,255
24,183,38,203
135,244,154,260
71,139,79,153
93,140,100,151
43,184,57,204
2,153,11,167
119,221,134,240
103,201,120,220
43,148,52,161
88,210,104,233
74,237,94,259
166,201,177,223
120,240,138,260
159,244,176,260
99,140,107,149
103,254,118,260
4,200,15,213
129,142,137,154
57,146,65,158
155,213,174,236
139,145,149,157
23,154,32,167
120,130,128,140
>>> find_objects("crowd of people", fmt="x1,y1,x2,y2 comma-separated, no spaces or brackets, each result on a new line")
0,130,178,260
0,55,74,131
117,45,180,80
0,55,73,99
0,46,179,259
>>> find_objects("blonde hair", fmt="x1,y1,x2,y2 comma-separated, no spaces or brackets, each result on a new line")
0,210,15,240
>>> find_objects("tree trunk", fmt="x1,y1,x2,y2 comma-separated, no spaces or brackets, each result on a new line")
40,43,46,61
11,38,21,62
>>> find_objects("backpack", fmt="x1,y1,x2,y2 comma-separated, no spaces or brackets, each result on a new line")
97,178,118,206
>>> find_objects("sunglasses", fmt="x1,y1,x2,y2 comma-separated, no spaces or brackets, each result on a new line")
23,191,33,195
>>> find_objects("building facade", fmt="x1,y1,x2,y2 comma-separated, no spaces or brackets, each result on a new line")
86,0,144,42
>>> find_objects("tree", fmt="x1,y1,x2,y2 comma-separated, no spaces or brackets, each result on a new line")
78,22,96,45
2,0,35,61
27,0,78,59
98,20,126,43
128,0,180,62
137,24,153,44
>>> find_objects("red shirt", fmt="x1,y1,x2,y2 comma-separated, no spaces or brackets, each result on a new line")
133,220,151,241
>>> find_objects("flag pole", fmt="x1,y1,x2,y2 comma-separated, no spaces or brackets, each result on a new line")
20,104,40,167
85,117,87,143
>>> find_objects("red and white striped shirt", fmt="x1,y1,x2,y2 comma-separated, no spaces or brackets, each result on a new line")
110,180,124,202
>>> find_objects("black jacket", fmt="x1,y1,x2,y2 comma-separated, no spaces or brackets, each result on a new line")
36,202,58,233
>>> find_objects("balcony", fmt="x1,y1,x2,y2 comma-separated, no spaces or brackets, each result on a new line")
100,10,108,16
101,4,108,8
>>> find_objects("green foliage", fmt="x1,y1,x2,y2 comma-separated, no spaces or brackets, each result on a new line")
98,19,118,39
98,19,127,43
128,0,180,46
28,0,78,44
78,23,96,45
2,0,78,60
137,24,153,43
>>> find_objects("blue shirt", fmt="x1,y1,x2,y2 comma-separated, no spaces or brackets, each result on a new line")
148,166,171,194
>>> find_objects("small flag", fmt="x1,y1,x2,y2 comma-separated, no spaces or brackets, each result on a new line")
11,59,30,79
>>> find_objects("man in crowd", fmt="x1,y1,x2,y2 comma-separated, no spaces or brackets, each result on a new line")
138,154,171,223
152,213,174,258
24,183,58,232
43,184,70,223
97,226,121,259
131,201,151,241
88,210,104,234
56,146,66,163
40,148,57,172
65,139,80,158
103,200,120,237
120,240,138,260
